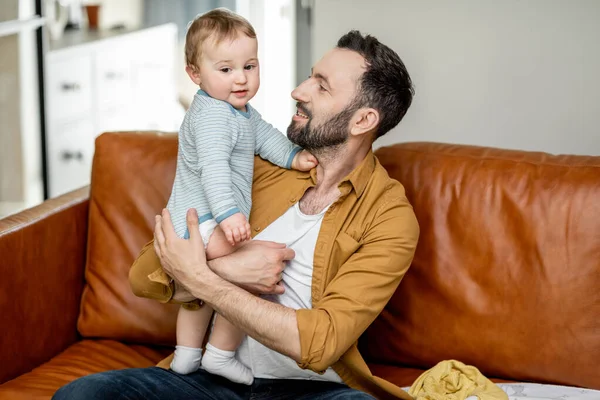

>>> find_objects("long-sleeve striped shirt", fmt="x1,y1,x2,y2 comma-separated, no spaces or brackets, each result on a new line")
166,89,302,238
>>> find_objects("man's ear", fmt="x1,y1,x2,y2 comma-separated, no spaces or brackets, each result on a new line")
350,108,379,138
186,65,202,86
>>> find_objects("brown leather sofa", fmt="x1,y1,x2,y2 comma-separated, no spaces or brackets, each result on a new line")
0,132,598,399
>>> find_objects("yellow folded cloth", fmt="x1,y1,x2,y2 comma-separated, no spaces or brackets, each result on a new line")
408,360,508,400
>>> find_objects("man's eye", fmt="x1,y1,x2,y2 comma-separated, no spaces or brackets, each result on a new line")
220,68,231,73
244,64,255,70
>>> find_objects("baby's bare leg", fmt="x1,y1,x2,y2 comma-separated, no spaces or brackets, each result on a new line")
170,305,213,374
200,225,253,384
209,314,245,350
205,225,239,260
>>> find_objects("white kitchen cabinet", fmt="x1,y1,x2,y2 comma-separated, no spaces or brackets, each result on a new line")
45,23,179,198
46,118,95,197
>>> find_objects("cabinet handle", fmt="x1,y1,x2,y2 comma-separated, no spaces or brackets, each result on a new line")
61,82,81,91
61,150,84,162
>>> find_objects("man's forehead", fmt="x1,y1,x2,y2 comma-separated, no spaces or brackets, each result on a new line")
313,48,366,88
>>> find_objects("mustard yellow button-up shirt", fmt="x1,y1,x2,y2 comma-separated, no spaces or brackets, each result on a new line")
248,151,419,399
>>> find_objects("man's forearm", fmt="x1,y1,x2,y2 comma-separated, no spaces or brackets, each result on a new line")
207,257,232,281
189,271,301,361
171,259,235,302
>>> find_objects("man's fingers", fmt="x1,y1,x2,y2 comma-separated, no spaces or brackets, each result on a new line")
273,283,285,295
154,215,165,249
280,247,296,261
186,208,202,244
160,208,178,243
153,229,161,259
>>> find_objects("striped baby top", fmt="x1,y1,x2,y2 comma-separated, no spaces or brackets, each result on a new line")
166,89,302,238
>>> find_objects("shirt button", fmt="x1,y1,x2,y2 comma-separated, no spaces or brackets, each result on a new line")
290,197,297,203
254,227,261,232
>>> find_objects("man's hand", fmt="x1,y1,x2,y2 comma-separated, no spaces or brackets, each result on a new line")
153,208,214,293
219,212,251,246
291,150,318,171
155,208,295,298
210,240,295,295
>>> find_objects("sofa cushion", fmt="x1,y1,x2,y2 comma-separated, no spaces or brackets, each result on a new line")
363,142,600,389
77,132,180,345
0,340,170,400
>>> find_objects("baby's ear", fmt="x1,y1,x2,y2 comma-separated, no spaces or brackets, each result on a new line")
186,65,202,86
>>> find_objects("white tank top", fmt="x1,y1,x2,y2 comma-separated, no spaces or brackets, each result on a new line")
235,202,343,382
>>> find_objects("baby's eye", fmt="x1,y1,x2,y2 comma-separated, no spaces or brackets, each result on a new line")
244,64,255,70
319,85,327,92
220,67,232,73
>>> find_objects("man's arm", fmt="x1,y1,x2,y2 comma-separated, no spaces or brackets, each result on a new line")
295,196,419,372
195,273,301,360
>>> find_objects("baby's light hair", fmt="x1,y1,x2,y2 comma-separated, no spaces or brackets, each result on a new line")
185,8,256,70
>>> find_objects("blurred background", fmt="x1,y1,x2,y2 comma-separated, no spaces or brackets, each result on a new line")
1,0,599,218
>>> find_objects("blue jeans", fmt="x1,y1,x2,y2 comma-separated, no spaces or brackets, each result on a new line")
52,367,376,399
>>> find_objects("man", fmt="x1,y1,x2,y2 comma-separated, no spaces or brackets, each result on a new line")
53,30,419,400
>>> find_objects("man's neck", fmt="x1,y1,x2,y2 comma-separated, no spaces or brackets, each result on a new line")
312,143,370,192
298,143,371,215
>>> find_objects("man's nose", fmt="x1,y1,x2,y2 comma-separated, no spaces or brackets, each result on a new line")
291,79,309,102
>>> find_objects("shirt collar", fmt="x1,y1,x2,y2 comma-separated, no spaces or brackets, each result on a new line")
297,150,376,198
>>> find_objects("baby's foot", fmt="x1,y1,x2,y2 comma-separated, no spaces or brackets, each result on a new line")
201,343,253,385
170,345,202,374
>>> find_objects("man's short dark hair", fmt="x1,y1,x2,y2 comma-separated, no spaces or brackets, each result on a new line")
337,30,414,139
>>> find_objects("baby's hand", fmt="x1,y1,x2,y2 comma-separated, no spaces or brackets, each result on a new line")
220,212,251,246
292,150,318,171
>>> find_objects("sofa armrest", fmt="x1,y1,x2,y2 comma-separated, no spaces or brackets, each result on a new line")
0,187,90,384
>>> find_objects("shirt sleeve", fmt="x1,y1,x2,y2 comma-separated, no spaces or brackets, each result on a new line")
295,195,420,373
191,104,240,223
253,112,302,169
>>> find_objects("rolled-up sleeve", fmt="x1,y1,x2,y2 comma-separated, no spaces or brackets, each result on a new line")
295,197,419,373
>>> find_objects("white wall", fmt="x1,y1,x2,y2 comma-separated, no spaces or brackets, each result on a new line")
238,0,297,133
313,0,600,156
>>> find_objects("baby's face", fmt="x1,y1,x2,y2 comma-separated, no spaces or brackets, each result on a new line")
196,34,260,111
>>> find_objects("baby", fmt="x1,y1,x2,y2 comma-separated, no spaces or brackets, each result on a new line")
161,9,315,384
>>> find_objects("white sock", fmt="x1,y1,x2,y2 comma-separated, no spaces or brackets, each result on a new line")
170,345,202,375
201,343,254,385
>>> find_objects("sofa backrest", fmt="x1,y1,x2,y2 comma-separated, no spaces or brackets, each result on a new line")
362,142,600,389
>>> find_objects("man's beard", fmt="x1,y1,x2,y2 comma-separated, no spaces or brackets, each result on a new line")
287,103,358,152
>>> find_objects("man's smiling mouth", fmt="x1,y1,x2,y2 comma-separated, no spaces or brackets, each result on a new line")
295,111,308,119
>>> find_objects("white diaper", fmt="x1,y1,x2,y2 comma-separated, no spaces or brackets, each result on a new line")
199,219,218,248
